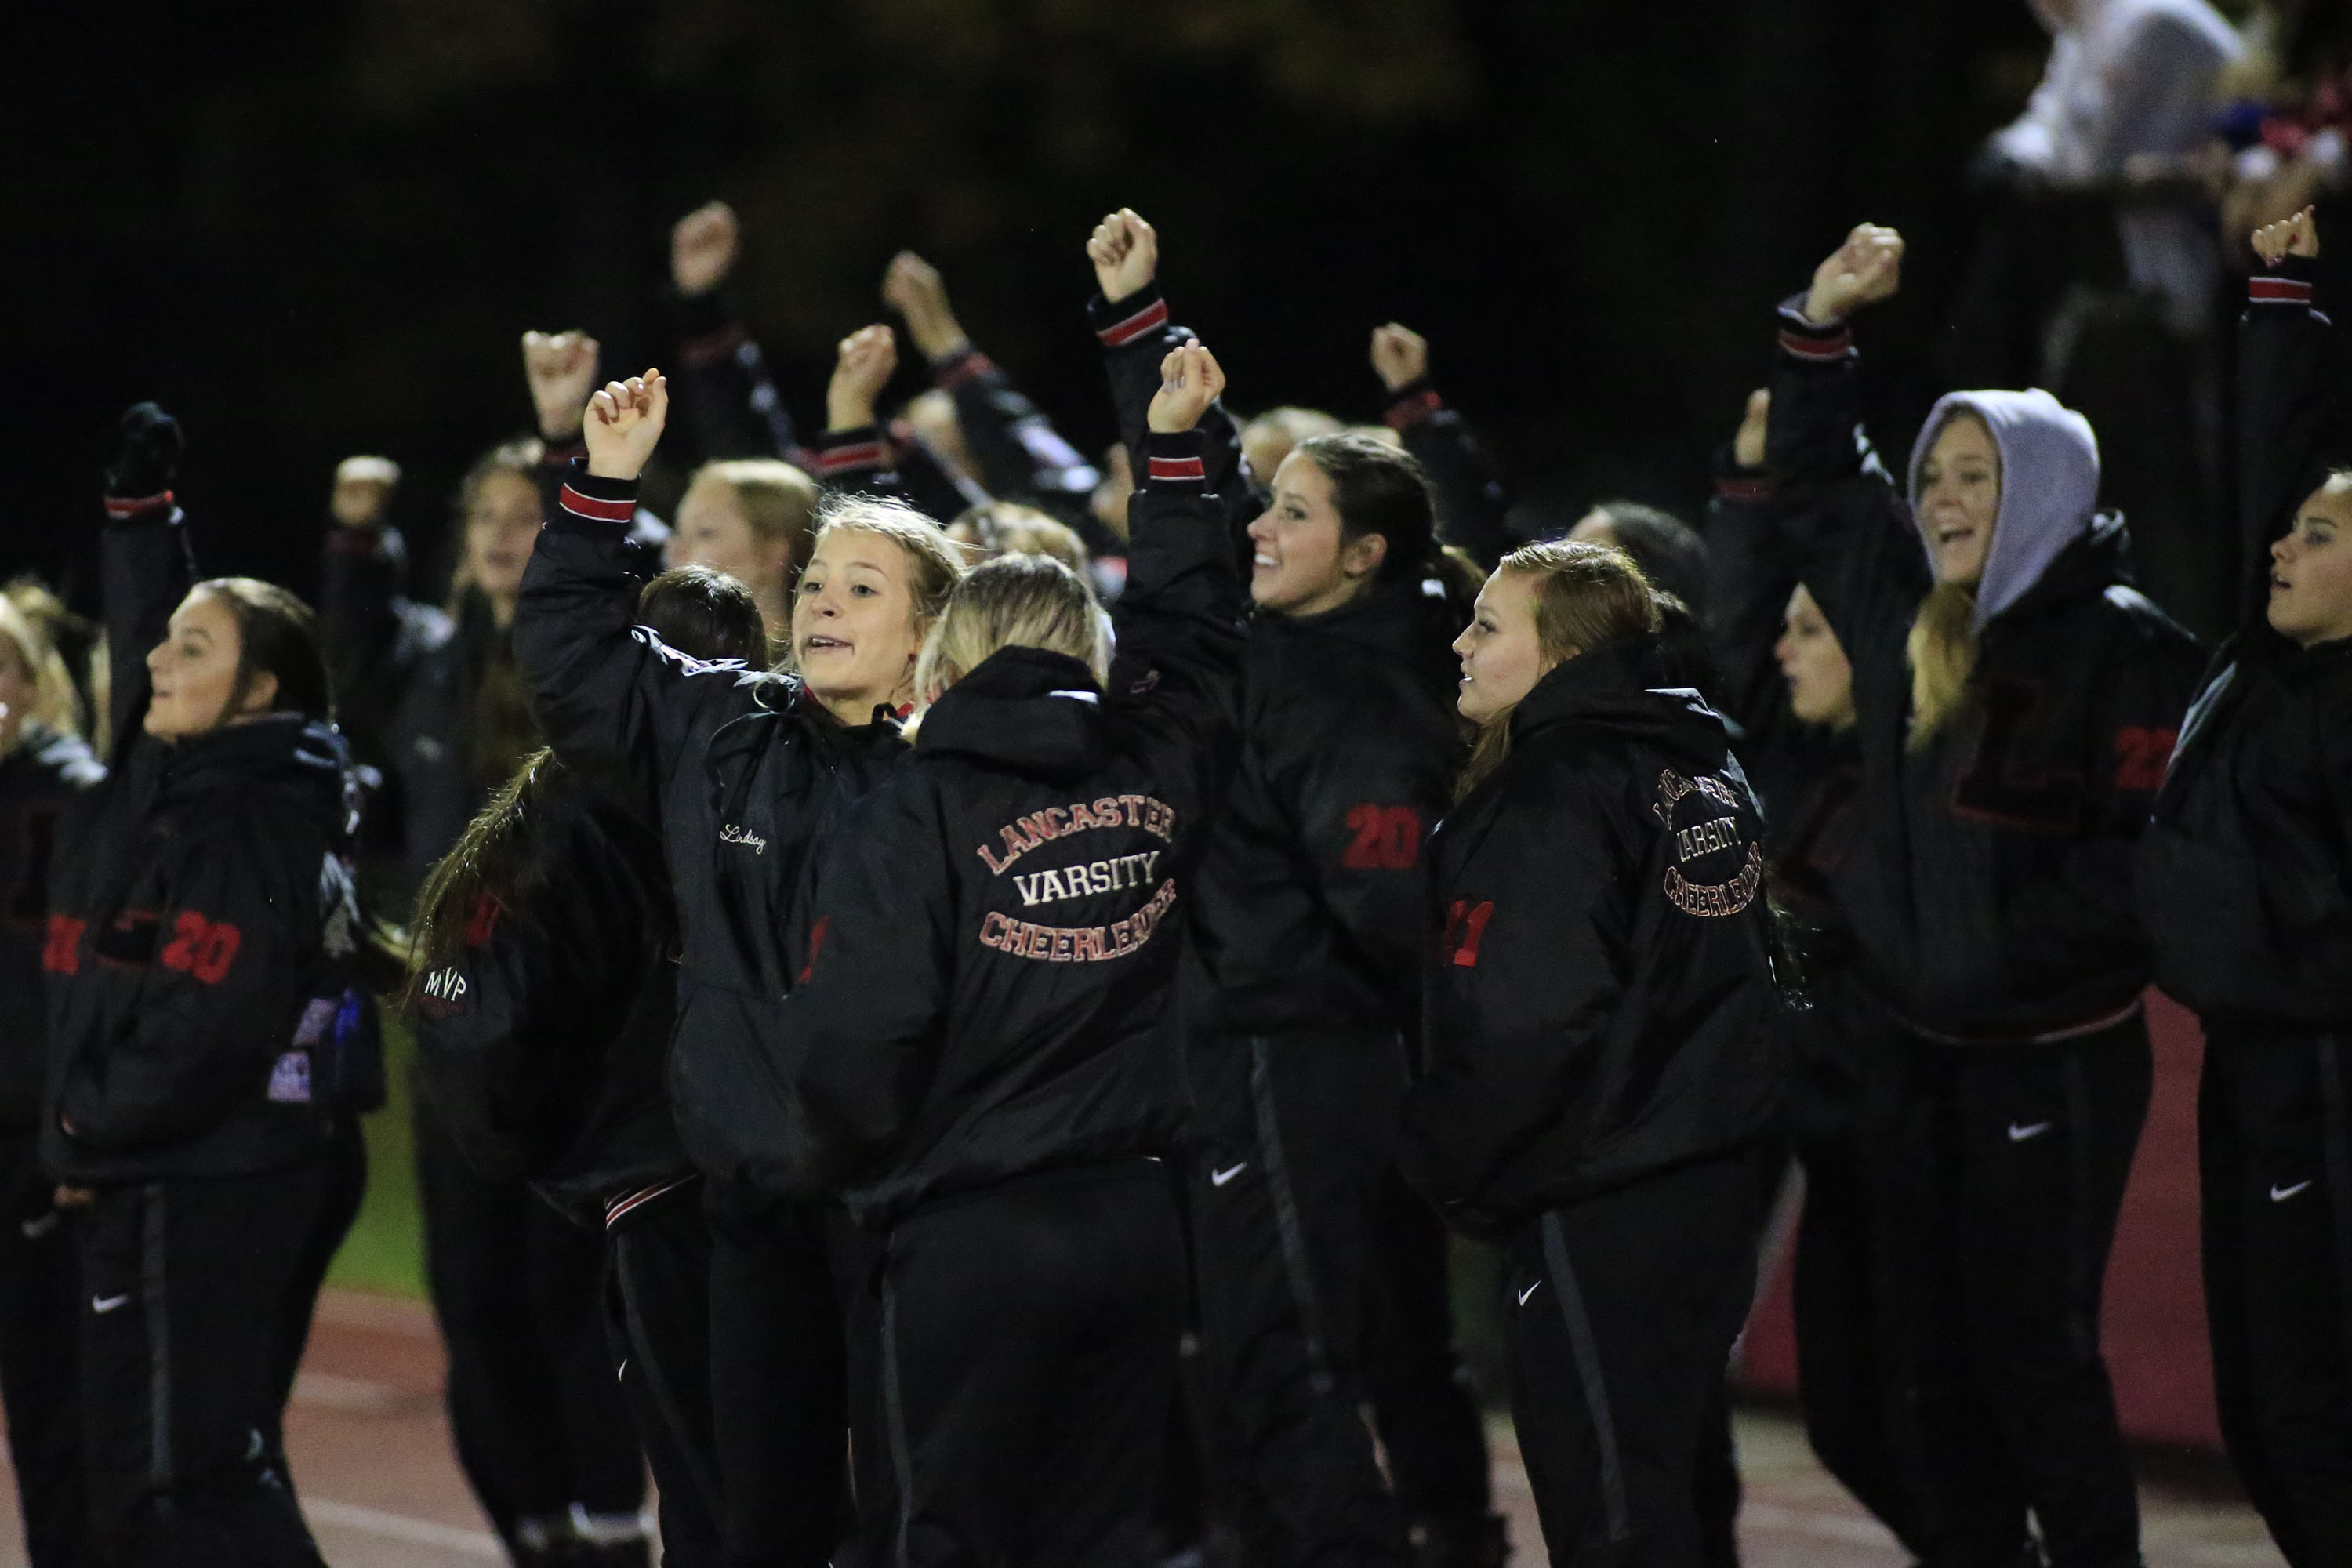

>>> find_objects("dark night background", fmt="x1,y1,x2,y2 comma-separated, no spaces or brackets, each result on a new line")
4,0,2052,612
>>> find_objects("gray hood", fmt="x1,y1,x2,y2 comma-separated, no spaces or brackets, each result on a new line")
1906,387,2100,627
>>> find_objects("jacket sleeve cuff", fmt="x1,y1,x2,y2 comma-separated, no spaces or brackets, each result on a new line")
813,426,893,479
2250,252,2318,306
1383,377,1444,431
1142,430,1207,491
1088,285,1169,349
554,463,640,531
1776,294,1854,362
932,345,993,391
103,490,177,526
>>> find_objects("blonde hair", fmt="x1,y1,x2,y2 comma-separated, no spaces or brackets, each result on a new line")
1905,407,1993,747
692,459,821,567
1241,405,1345,480
0,588,82,739
946,501,1091,572
786,497,967,703
1459,539,1662,797
913,554,1112,713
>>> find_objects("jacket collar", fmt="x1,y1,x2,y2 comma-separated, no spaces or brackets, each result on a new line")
916,646,1106,782
1262,577,1458,658
1508,633,1722,747
158,714,358,838
1987,510,2133,625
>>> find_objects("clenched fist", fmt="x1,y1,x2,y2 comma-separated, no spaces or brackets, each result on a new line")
1732,389,1769,471
826,325,900,433
1370,323,1431,393
2252,205,2321,267
672,201,741,299
331,456,402,528
1804,223,1904,325
521,330,602,441
1148,339,1226,434
1087,209,1159,303
583,372,669,481
882,252,970,362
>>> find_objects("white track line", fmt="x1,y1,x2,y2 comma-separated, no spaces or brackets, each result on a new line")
302,1497,504,1559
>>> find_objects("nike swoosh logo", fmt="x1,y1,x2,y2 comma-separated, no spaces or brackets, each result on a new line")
1519,1281,1541,1306
2272,1181,2313,1202
91,1294,131,1314
2008,1121,2054,1142
1210,1163,1247,1188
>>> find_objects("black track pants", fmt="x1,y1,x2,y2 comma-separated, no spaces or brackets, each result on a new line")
1190,1026,1410,1566
2200,1028,2352,1568
0,1131,84,1566
264,1114,366,1481
704,1180,848,1568
416,1099,647,1557
1897,1022,2151,1568
1501,1153,1761,1568
1362,1166,1500,1560
78,1160,334,1567
606,1183,724,1567
849,1160,1184,1566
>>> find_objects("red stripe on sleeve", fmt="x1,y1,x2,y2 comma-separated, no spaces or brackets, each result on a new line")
558,485,637,524
1097,297,1170,348
1777,327,1853,362
815,442,890,476
1147,455,1206,484
2250,275,2315,305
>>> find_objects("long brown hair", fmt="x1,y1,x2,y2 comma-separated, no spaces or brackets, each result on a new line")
1458,539,1661,798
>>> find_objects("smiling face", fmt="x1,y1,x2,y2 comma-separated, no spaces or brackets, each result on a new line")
2269,477,2352,648
1247,452,1383,616
1916,412,2001,586
1775,583,1856,728
792,527,928,722
669,474,793,606
1452,568,1555,724
144,589,274,739
463,468,543,612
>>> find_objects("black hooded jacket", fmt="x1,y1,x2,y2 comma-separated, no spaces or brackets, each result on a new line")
1190,577,1465,1040
1766,307,2205,1040
771,434,1247,1229
42,506,356,1182
2136,256,2352,1033
1402,637,1780,1236
0,724,103,1132
513,468,906,1192
409,770,690,1229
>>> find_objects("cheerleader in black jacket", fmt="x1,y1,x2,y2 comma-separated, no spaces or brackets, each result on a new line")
2133,207,2352,1568
1767,225,2205,1568
42,406,364,1568
0,590,100,1567
1403,539,1780,1567
764,339,1246,1565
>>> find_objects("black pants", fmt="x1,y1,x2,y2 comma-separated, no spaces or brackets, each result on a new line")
1897,1021,2151,1568
416,1098,648,1561
1362,1166,1503,1566
2200,1027,2352,1568
79,1160,335,1567
1191,1026,1409,1566
704,1178,849,1568
0,1130,84,1566
848,1160,1184,1566
1501,1152,1760,1568
607,1182,724,1568
264,1113,366,1481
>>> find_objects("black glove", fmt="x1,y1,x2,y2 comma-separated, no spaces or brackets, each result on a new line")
105,402,183,499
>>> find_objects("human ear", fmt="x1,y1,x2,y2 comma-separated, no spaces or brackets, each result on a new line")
1344,531,1389,580
239,670,280,716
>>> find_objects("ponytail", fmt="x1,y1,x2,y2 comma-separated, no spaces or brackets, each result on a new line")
1905,579,1978,747
1294,432,1442,591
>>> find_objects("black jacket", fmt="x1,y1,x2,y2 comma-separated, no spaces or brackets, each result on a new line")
2136,256,2352,1033
513,468,906,1192
0,724,103,1131
1383,376,1518,571
410,770,691,1229
43,506,356,1181
1190,578,1465,1039
1766,308,2205,1039
1402,637,1780,1236
773,434,1247,1229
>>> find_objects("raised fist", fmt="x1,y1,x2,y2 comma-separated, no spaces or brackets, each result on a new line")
1087,209,1159,303
881,252,968,361
331,456,402,528
826,324,901,432
1148,339,1226,435
521,330,602,441
1370,323,1431,393
107,402,183,499
1804,223,1904,325
1733,389,1769,470
583,371,670,481
671,201,741,299
2252,205,2321,267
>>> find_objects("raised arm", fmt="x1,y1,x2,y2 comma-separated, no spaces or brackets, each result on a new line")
98,404,194,758
666,201,801,463
1085,209,1250,516
884,251,1101,519
1371,324,1515,569
2239,208,2339,630
317,456,446,772
1700,390,1801,740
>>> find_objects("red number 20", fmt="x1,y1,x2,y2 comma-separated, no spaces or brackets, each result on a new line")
159,912,241,985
